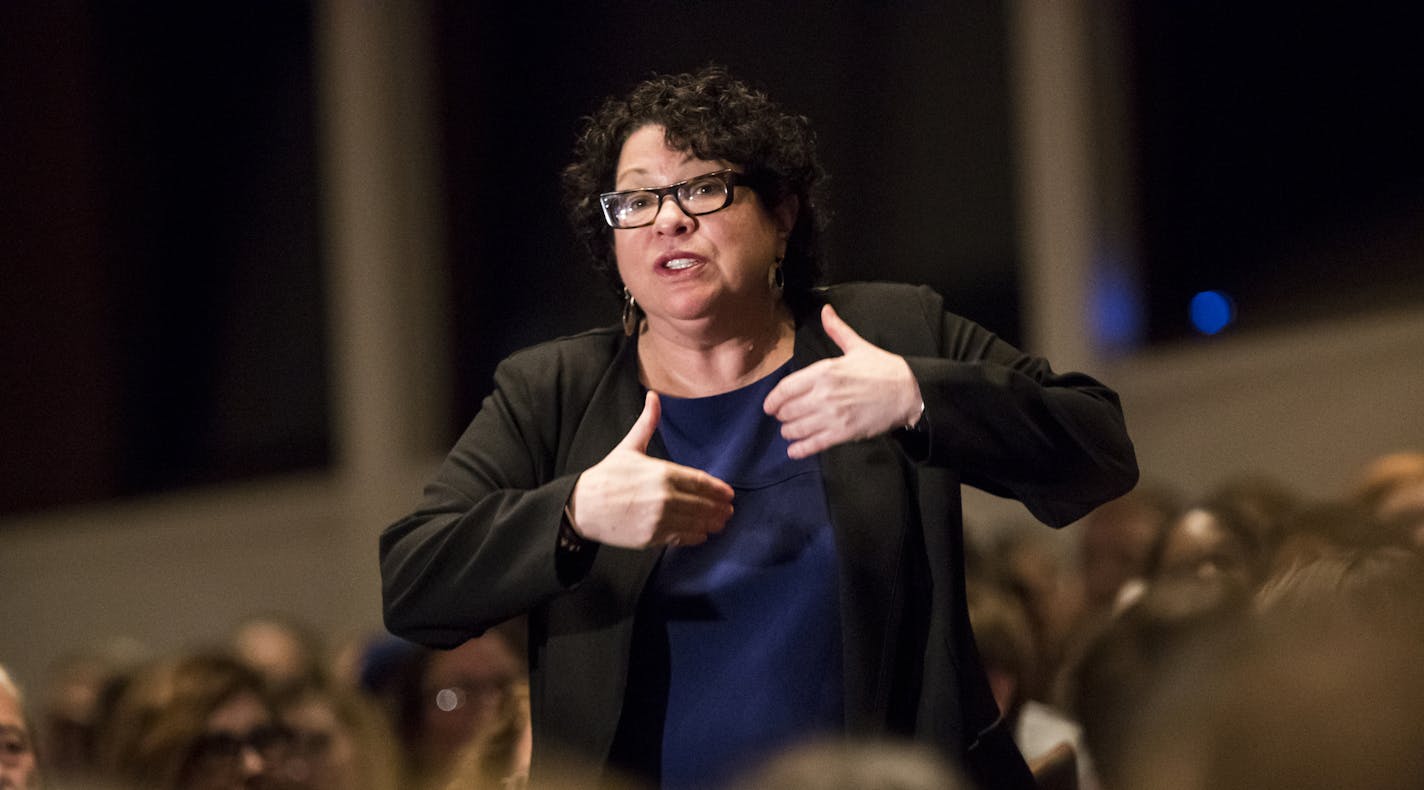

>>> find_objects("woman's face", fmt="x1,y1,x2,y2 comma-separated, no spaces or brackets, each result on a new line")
280,695,356,790
1158,509,1252,589
611,124,795,334
184,691,285,790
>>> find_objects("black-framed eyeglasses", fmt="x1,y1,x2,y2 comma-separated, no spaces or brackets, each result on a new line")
192,725,294,764
599,169,745,229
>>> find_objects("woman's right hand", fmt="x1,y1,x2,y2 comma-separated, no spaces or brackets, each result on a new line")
567,391,735,549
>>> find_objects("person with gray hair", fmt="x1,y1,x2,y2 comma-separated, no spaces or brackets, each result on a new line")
1,664,42,790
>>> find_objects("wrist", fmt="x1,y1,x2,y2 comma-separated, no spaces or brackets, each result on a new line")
902,362,925,429
559,501,590,552
904,398,926,431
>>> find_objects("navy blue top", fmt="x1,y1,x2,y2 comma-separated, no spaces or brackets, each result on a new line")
610,361,845,789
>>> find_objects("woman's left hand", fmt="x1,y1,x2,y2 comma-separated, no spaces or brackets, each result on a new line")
763,304,924,459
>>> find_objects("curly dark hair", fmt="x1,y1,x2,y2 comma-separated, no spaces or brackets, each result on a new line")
562,65,828,318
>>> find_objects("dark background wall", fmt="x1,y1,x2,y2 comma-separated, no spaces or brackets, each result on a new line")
1,3,329,515
1131,4,1424,342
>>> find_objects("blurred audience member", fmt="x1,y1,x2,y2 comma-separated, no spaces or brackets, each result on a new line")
41,650,124,783
229,614,326,698
1077,485,1179,614
967,582,1036,724
729,737,969,790
1063,576,1245,790
968,584,1098,790
1256,543,1424,620
351,635,422,710
390,632,523,789
1122,591,1424,790
328,631,397,695
1146,494,1283,594
1351,450,1424,547
100,653,292,790
990,527,1086,703
1271,499,1390,570
1,664,41,790
442,681,531,790
276,677,402,790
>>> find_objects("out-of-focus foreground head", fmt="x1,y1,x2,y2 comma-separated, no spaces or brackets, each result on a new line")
1122,598,1424,790
1353,450,1424,547
728,737,970,790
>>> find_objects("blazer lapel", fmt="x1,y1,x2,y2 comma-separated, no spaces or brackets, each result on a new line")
795,314,914,734
562,331,666,612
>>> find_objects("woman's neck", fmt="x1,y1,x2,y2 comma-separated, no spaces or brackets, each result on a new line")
637,305,796,397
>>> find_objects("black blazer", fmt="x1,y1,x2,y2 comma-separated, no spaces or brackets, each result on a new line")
380,282,1138,786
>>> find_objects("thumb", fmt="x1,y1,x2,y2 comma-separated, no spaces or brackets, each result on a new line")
617,391,661,453
821,304,867,353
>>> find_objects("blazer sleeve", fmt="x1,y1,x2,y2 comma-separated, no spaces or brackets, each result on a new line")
893,285,1139,526
379,351,581,648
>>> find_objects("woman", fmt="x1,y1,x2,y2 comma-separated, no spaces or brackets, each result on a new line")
100,653,293,790
385,633,523,789
381,66,1138,789
275,678,402,790
441,682,532,790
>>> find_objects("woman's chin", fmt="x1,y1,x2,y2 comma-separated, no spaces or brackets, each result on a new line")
646,296,722,325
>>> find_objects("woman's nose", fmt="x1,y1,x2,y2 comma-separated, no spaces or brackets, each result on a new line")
652,194,694,235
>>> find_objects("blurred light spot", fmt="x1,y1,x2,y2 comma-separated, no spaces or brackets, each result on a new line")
1190,291,1235,335
1090,263,1144,351
1087,271,1144,348
435,687,464,712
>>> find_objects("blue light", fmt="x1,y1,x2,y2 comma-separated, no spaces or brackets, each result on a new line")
1190,291,1235,335
1090,262,1144,352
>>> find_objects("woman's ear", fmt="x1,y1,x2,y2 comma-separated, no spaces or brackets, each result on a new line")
773,194,800,238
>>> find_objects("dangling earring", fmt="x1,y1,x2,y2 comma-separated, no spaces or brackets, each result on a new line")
622,288,639,336
768,257,785,300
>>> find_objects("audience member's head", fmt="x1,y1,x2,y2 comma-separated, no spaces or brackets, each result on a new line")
1147,499,1279,595
1272,499,1391,569
1256,543,1424,621
1064,576,1246,790
442,681,531,790
729,737,969,790
229,613,326,698
39,636,152,782
1077,484,1179,612
988,526,1085,701
1352,450,1424,548
100,652,292,790
1147,477,1295,592
392,632,523,789
1122,598,1424,790
276,677,402,790
41,651,114,781
0,664,41,790
1206,474,1299,541
966,583,1038,724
